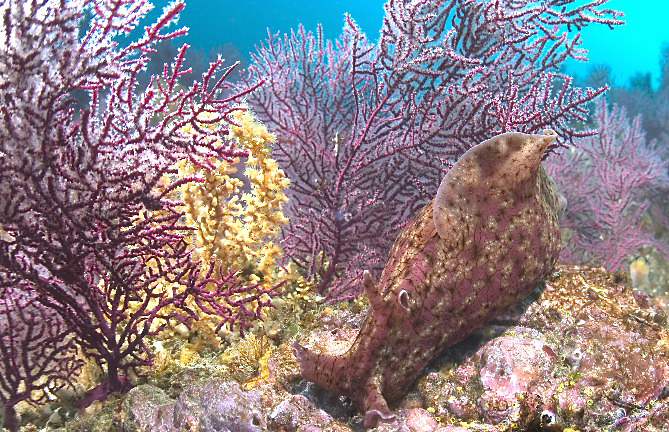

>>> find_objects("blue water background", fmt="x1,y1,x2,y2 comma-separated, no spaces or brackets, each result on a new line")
144,0,669,89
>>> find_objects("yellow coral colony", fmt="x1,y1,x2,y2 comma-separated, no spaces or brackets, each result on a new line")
118,109,290,342
175,108,291,293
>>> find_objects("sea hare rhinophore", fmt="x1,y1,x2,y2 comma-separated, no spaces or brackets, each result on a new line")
292,130,566,428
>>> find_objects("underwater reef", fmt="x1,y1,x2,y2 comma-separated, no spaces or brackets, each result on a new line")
55,264,669,431
1,0,669,431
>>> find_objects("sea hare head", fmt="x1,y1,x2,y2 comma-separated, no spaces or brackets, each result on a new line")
443,129,556,193
434,129,564,243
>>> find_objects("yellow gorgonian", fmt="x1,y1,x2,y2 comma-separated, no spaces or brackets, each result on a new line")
174,108,291,290
119,108,292,339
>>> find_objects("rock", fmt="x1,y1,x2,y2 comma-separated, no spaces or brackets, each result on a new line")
122,381,267,432
269,394,331,431
418,265,669,431
173,379,266,432
123,384,175,432
45,407,66,428
405,408,439,431
63,265,669,432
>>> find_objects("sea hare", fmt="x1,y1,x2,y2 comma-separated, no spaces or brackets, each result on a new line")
292,130,566,428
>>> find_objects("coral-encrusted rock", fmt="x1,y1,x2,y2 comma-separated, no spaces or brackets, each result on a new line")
404,408,440,431
76,266,669,432
123,384,174,431
119,380,266,432
268,394,351,431
173,379,266,431
418,265,669,431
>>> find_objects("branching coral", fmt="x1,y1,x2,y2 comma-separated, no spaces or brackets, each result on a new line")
139,108,294,338
0,0,265,403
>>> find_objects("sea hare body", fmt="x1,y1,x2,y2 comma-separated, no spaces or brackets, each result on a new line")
292,130,565,428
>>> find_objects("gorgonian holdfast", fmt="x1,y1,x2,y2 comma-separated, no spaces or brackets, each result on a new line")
0,285,82,432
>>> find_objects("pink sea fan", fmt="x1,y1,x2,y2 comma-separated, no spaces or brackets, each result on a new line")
239,0,623,301
545,100,669,271
0,0,265,397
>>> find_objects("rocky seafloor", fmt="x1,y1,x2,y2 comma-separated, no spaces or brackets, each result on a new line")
30,264,669,431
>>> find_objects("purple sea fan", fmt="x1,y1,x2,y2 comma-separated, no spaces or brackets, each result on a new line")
0,0,263,397
0,285,83,432
239,0,623,301
240,22,412,300
545,100,669,271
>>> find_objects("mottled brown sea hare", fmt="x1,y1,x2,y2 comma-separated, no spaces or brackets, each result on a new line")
292,130,566,428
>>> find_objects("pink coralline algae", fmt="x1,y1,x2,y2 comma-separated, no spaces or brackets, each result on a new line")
292,130,565,427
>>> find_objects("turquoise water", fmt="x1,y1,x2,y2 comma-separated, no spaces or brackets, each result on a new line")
179,0,383,54
562,0,669,88
145,0,669,89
